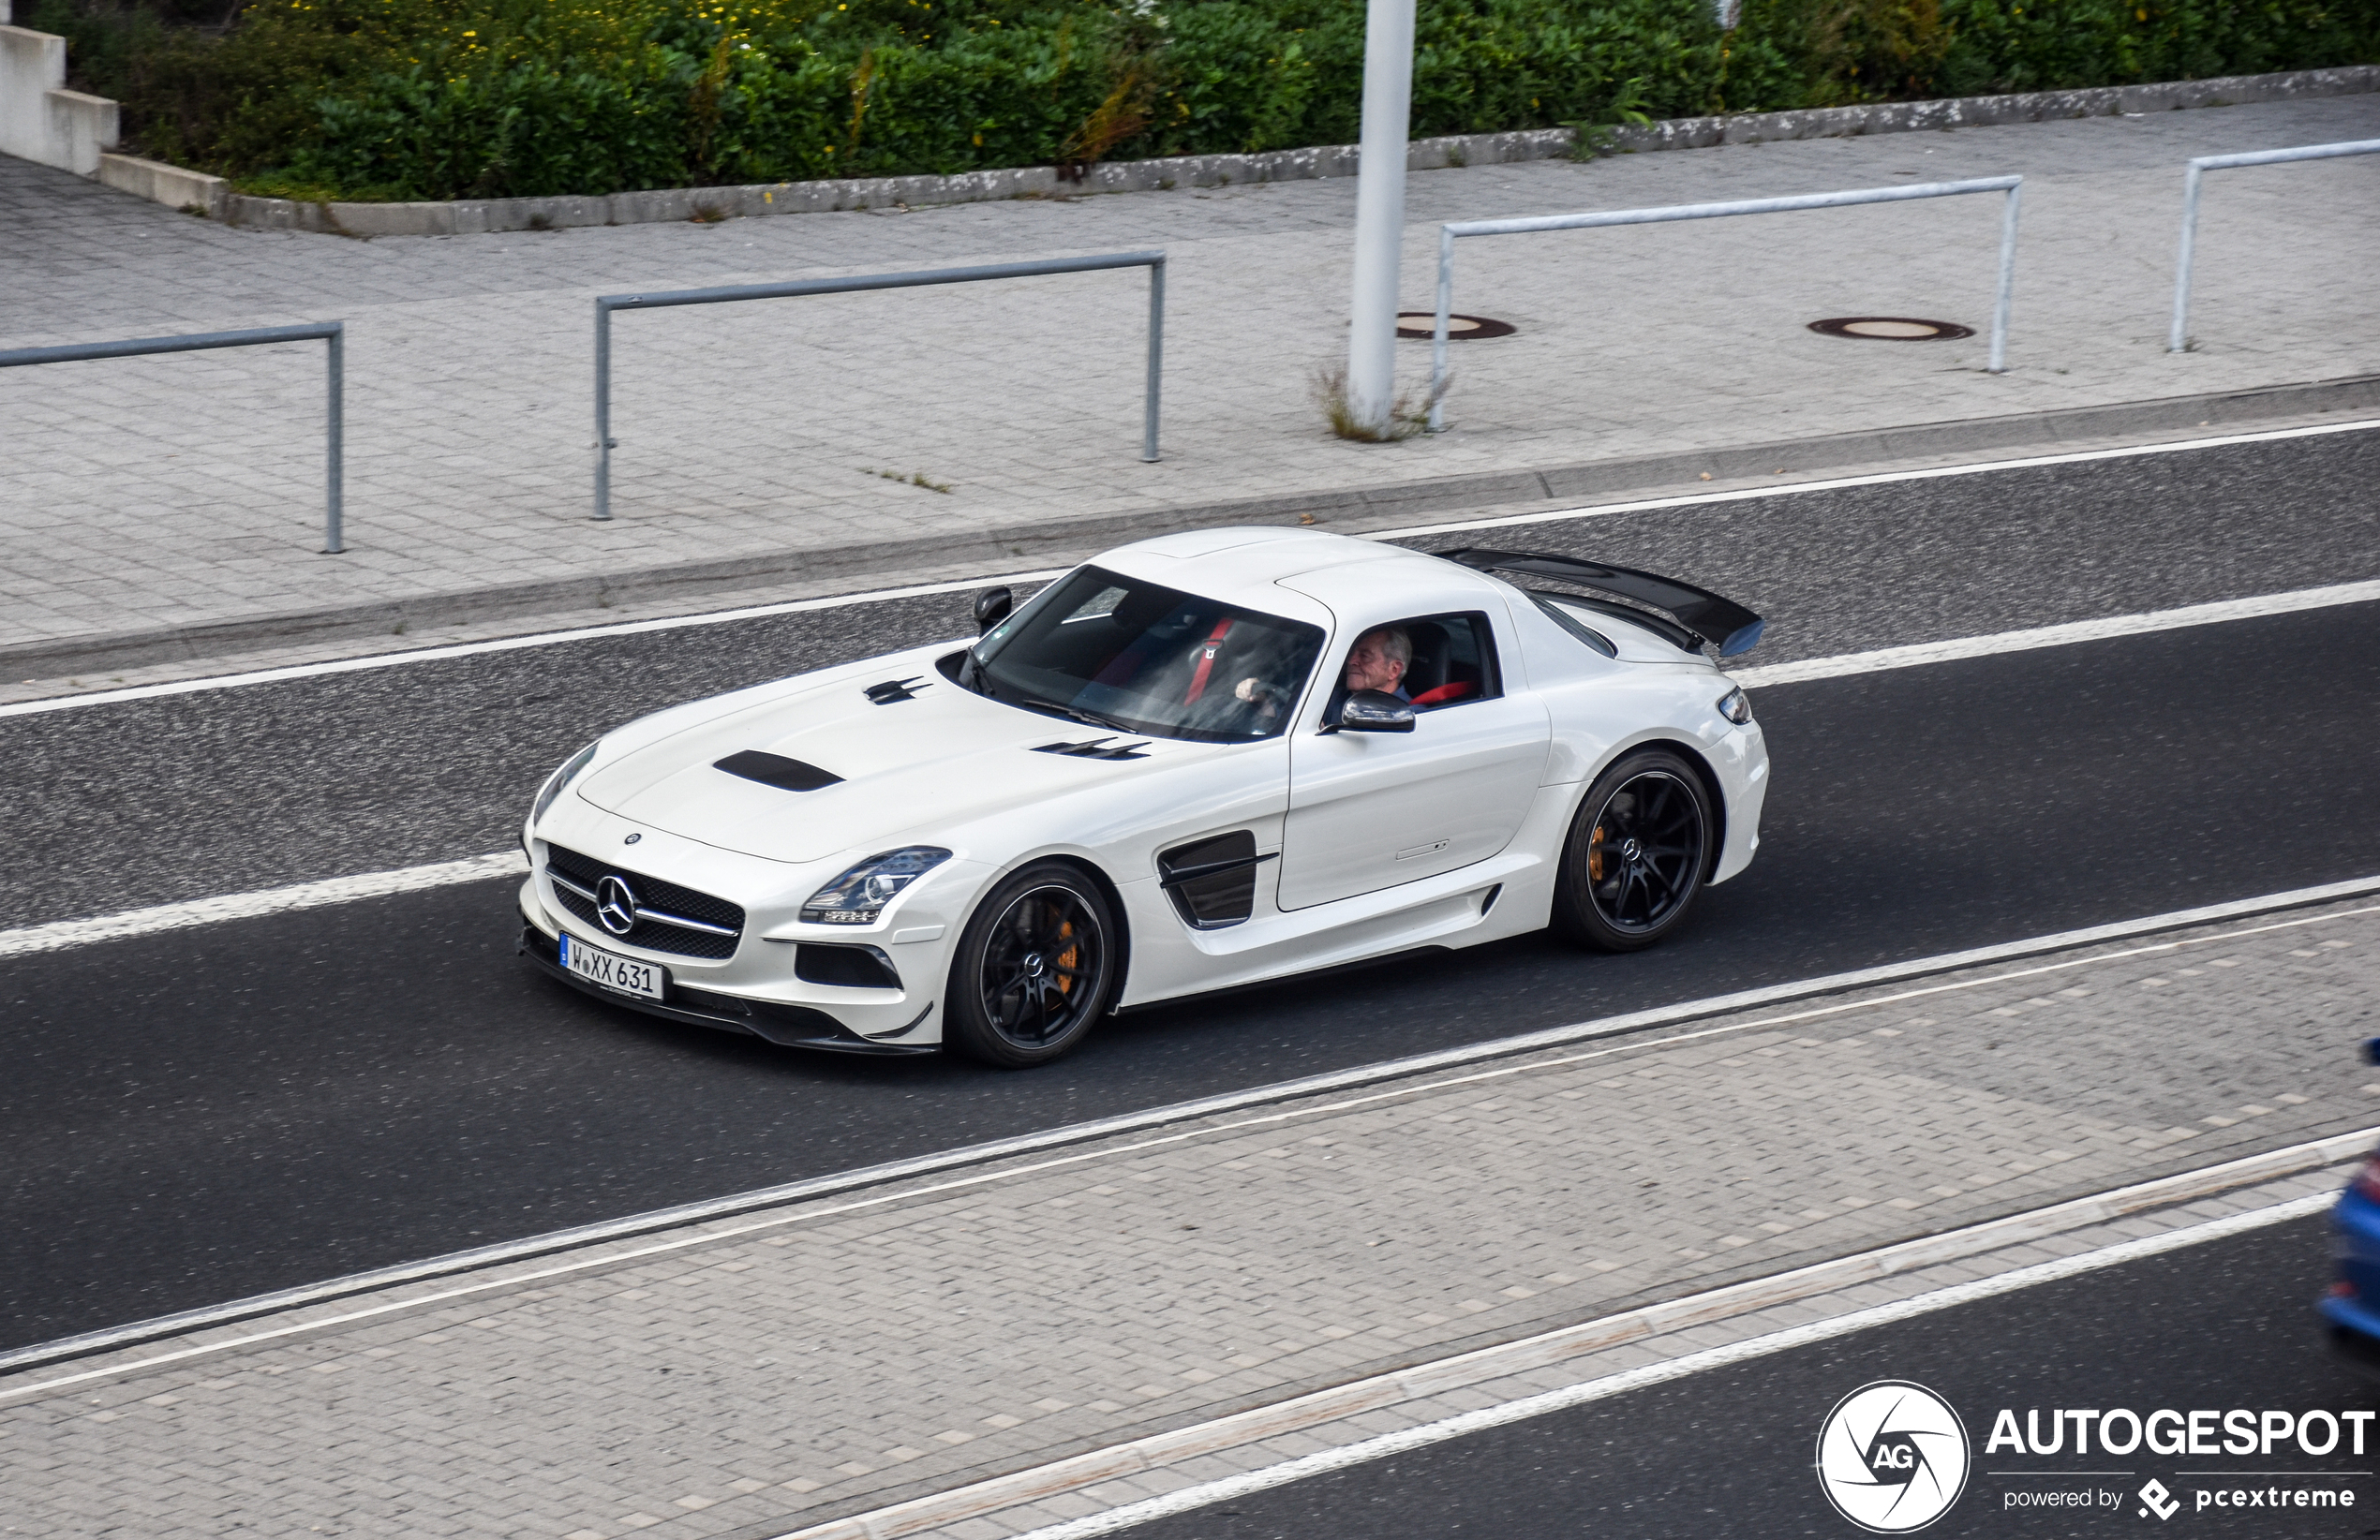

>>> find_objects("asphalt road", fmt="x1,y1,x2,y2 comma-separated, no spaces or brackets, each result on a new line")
1122,1212,2378,1540
3,426,2373,933
2,428,2375,1351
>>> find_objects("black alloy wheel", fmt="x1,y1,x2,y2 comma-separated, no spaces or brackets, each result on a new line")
945,862,1120,1067
1553,748,1713,953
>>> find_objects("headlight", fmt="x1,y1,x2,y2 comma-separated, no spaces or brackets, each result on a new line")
801,847,952,925
531,741,599,827
1717,687,1752,726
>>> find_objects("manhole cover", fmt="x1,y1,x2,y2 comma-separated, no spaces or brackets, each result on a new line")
1396,312,1518,340
1808,316,1974,341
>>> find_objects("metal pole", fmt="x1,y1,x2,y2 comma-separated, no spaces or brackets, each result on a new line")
2168,160,2205,354
592,301,614,521
1345,0,1415,437
1988,182,2020,375
1142,259,1165,463
1428,226,1455,432
324,324,345,554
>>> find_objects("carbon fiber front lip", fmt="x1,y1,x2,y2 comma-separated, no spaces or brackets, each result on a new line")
516,926,934,1056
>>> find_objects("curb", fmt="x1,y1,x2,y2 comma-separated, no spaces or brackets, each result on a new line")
773,1138,2372,1540
136,64,2379,234
7,372,2376,684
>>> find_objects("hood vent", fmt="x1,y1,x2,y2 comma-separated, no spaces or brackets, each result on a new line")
864,676,926,703
715,750,843,792
1033,738,1150,762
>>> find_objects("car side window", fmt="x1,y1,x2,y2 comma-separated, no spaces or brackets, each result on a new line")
1334,612,1503,714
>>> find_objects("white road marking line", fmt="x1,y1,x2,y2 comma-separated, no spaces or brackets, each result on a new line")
0,851,528,960
1731,578,2380,687
3,884,2372,1387
0,569,1066,720
1374,415,2380,540
965,1192,2336,1540
6,418,2372,719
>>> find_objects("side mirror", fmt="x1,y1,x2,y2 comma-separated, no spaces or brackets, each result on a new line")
1334,689,1416,733
973,586,1014,636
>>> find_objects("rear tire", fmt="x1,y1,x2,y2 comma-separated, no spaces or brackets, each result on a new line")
945,862,1121,1068
1552,748,1713,953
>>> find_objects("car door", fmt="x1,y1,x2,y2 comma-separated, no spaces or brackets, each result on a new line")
1276,608,1552,911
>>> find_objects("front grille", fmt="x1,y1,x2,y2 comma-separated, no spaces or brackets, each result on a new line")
544,843,746,960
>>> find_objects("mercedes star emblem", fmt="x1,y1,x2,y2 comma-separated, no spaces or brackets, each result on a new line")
594,874,639,936
623,833,642,845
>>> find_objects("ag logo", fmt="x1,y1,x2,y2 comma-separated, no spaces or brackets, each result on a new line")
1816,1381,1971,1533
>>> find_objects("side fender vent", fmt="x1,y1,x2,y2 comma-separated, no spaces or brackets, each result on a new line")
864,677,926,703
1033,738,1150,761
715,750,843,792
1158,830,1275,930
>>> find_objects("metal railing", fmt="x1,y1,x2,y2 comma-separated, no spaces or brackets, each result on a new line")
0,321,347,553
1428,176,2023,430
2168,139,2380,353
593,251,1167,521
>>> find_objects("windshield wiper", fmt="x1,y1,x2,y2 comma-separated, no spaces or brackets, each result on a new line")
1019,697,1137,733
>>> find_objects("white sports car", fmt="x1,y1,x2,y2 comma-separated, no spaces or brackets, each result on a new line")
517,527,1770,1066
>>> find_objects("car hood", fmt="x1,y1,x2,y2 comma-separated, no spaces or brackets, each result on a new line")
573,659,1202,863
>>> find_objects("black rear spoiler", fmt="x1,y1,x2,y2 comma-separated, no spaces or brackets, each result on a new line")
1436,548,1766,659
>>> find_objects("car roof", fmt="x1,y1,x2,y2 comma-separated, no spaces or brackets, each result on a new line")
1095,526,1501,618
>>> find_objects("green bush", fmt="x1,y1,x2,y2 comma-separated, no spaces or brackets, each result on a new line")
35,0,2377,200
1736,0,2379,106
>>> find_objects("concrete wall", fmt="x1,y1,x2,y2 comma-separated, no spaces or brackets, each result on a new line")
97,152,227,215
0,20,118,175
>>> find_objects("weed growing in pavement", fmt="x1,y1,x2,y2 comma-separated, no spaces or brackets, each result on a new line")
861,467,953,493
1311,365,1443,443
1566,76,1654,159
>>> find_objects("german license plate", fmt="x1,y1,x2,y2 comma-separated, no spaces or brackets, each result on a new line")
558,933,665,1000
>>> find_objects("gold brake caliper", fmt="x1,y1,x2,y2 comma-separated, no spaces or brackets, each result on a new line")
1587,823,1606,882
1055,920,1078,995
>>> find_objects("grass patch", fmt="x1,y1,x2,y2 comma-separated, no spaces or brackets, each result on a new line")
863,466,954,492
1311,364,1443,443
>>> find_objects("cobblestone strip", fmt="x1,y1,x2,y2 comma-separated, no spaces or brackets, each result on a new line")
905,1162,2353,1540
1,901,2374,1540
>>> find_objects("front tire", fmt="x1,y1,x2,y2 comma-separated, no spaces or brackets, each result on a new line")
1553,748,1713,953
945,862,1121,1068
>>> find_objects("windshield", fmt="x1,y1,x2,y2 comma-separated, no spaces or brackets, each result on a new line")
972,566,1324,742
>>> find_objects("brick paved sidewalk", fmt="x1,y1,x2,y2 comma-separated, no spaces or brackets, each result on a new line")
2,94,2375,666
3,897,2374,1540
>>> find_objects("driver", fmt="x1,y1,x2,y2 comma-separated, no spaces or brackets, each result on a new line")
1340,626,1412,700
1240,624,1408,718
